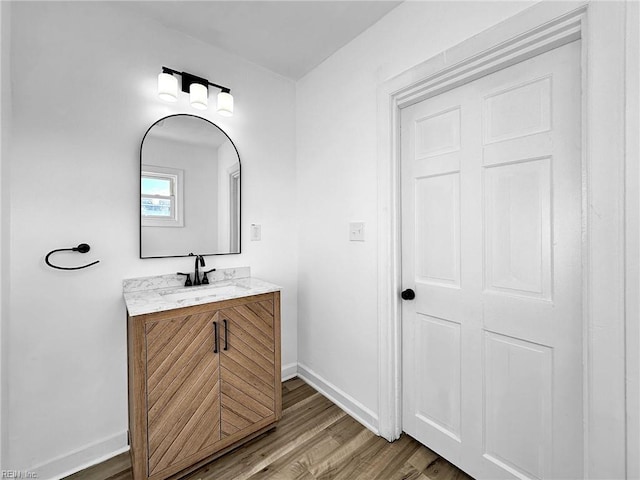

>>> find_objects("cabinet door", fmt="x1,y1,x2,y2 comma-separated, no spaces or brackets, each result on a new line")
145,311,221,477
219,298,277,438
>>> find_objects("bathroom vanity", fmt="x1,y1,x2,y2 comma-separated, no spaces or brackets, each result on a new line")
123,269,281,480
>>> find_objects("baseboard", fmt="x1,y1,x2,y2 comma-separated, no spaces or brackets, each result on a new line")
30,431,128,480
28,364,379,479
281,362,298,381
297,363,379,435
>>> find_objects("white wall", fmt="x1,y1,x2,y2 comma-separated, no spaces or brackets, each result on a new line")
296,1,535,423
0,0,12,469
5,2,297,477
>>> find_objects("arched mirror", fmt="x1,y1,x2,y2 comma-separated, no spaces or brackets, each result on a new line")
140,114,240,258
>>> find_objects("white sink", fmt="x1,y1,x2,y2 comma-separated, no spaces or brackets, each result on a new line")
160,284,249,302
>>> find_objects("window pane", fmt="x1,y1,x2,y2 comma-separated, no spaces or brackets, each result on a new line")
142,176,172,196
141,197,172,217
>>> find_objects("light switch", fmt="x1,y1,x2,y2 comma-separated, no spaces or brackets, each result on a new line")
250,224,261,241
349,222,365,241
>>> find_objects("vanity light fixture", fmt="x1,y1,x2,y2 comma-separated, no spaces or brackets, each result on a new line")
158,66,234,116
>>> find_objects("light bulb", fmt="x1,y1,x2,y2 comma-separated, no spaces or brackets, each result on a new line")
217,91,234,117
190,83,208,110
157,72,178,102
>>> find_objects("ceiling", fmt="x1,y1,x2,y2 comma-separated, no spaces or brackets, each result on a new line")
120,1,402,80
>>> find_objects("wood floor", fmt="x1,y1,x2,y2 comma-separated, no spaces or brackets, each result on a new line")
66,378,472,480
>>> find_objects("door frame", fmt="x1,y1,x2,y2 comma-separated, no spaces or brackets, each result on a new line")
376,2,631,477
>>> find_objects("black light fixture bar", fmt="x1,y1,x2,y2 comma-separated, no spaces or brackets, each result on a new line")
162,66,231,93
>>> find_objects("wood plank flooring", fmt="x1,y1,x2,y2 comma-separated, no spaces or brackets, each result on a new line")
66,378,472,480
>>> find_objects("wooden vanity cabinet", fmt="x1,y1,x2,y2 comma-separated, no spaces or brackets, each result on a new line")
127,292,281,480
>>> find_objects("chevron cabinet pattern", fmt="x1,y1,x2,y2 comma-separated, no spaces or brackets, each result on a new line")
127,292,282,480
146,311,222,476
220,299,277,438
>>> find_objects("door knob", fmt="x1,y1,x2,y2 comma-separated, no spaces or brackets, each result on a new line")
401,289,415,300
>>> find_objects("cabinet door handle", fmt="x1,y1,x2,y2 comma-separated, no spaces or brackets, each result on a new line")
213,321,219,353
223,319,229,351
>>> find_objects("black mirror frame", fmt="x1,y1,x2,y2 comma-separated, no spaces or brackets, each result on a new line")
139,114,241,259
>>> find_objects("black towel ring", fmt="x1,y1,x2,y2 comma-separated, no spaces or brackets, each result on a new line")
45,243,100,271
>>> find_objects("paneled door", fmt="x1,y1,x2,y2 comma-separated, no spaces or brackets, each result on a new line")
401,41,582,479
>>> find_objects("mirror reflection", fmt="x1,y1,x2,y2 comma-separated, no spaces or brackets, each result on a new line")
140,114,240,258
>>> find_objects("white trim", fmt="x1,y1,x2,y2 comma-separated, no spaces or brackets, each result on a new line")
228,164,240,252
28,364,372,480
29,431,128,480
281,362,298,382
377,1,628,477
141,165,184,228
582,3,627,477
226,162,240,176
297,363,379,435
625,1,640,477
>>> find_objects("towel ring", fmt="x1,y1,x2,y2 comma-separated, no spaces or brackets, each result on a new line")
45,243,100,271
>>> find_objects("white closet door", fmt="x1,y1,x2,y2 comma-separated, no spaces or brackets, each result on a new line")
401,40,582,479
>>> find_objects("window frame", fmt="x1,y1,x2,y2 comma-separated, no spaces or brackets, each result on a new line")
141,166,184,228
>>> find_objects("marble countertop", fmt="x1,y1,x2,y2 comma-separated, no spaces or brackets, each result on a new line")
123,268,281,316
